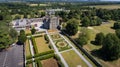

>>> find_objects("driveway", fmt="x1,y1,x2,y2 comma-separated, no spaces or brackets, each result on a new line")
0,44,24,67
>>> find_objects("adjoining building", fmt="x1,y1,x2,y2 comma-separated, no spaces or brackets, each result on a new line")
12,16,60,31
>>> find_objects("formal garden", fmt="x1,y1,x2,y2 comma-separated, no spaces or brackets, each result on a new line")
25,32,64,67
50,33,72,51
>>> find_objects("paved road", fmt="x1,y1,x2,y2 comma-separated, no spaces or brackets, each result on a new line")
59,33,93,67
0,44,24,67
46,31,69,67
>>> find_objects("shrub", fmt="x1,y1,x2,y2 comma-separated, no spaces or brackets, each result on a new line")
31,36,38,54
33,35,43,38
35,60,42,67
26,59,33,64
44,34,49,43
26,55,32,60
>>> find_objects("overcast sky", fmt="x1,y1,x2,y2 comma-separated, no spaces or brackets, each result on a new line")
101,0,120,1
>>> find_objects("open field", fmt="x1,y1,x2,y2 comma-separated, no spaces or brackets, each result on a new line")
35,36,51,53
83,21,115,51
41,58,58,67
62,50,88,67
25,39,31,56
87,5,120,9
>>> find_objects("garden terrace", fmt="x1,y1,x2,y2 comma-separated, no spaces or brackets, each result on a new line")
61,50,88,67
50,33,63,41
34,35,51,53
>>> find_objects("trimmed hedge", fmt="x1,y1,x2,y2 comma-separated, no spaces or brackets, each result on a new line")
33,35,43,38
31,36,38,54
35,60,42,67
26,50,54,60
35,53,55,61
34,50,54,58
26,59,33,64
26,33,32,36
54,55,65,67
44,34,49,43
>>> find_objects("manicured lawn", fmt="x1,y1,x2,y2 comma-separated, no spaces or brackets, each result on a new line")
25,39,31,56
62,50,88,67
35,36,51,53
41,58,58,67
25,29,31,34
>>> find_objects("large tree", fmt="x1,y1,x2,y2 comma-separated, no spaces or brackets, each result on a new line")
65,19,79,35
102,33,120,60
115,29,120,39
18,30,27,44
81,16,90,27
94,32,104,45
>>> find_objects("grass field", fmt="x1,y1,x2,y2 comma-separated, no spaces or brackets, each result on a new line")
87,5,120,9
25,30,31,34
62,50,88,67
25,39,31,56
41,58,58,67
35,36,51,53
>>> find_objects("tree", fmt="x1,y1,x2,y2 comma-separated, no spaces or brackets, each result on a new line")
76,35,88,47
102,33,120,60
115,29,120,39
81,16,90,27
0,30,12,49
18,30,27,44
9,28,18,39
94,32,104,45
31,28,36,34
65,19,79,35
113,22,120,29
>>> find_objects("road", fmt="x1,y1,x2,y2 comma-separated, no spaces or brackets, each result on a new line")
0,44,24,67
46,31,69,67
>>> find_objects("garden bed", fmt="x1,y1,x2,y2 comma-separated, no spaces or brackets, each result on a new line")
50,34,62,41
41,58,58,67
35,35,51,53
54,39,72,51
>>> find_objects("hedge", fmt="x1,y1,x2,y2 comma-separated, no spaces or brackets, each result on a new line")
31,36,38,54
44,34,49,43
35,60,42,67
26,50,54,60
54,55,65,67
33,35,43,38
35,53,55,61
26,59,33,64
34,50,54,58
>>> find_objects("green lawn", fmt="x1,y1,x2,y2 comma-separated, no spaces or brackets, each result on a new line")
25,39,31,56
62,50,88,67
86,5,120,9
35,36,51,53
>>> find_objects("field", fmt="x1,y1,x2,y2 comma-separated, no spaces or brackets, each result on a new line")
83,21,115,51
87,5,120,9
25,39,31,56
62,50,88,67
41,58,58,67
35,36,51,53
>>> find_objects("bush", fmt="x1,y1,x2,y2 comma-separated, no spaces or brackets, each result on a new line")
44,34,49,43
31,36,38,54
26,55,32,60
26,59,33,64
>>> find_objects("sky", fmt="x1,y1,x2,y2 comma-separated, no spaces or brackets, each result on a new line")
101,0,120,1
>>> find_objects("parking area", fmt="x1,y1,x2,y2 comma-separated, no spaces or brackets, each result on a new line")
0,44,24,67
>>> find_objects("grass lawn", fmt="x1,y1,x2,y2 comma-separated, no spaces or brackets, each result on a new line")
35,36,51,53
41,58,58,67
83,21,115,51
25,29,31,34
25,39,31,56
62,50,88,67
87,5,120,9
